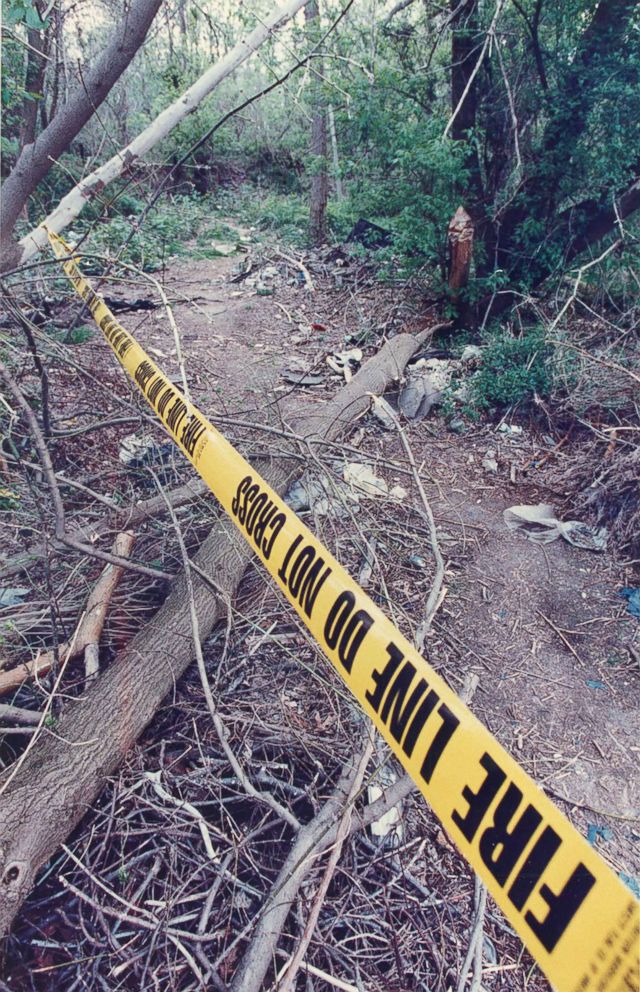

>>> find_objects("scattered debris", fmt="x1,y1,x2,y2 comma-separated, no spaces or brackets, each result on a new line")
346,218,392,249
481,449,498,474
619,588,640,619
119,433,174,470
343,462,404,501
281,359,325,387
449,418,467,434
326,347,363,382
344,462,388,497
498,423,524,438
367,761,404,845
208,241,238,257
358,538,377,588
370,395,397,430
504,504,608,550
285,476,330,515
460,344,483,363
0,587,29,608
102,296,157,313
587,824,613,845
586,679,607,690
398,375,441,420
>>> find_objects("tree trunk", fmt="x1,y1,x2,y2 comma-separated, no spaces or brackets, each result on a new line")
0,0,164,267
19,19,50,151
9,0,311,269
448,205,475,326
493,0,638,286
0,330,429,937
328,105,343,200
306,0,328,246
449,0,483,203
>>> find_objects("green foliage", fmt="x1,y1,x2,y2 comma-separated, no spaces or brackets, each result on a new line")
4,0,49,31
0,487,20,512
240,191,309,243
469,327,553,411
65,325,94,345
79,194,219,270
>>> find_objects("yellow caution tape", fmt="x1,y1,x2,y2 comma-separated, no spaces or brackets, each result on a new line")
48,228,639,992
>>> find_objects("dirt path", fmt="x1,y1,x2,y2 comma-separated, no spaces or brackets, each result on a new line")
9,237,634,989
118,240,639,888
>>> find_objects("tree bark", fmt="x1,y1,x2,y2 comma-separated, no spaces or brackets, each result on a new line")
449,0,483,204
0,0,164,267
11,0,311,269
448,206,473,293
19,18,50,151
493,0,638,285
0,330,429,937
306,0,328,246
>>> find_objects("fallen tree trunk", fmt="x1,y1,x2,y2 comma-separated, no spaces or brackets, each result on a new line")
0,330,428,936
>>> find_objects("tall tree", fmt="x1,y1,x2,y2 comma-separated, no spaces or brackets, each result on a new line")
8,0,312,269
449,0,483,205
306,0,328,245
0,0,164,267
488,0,640,295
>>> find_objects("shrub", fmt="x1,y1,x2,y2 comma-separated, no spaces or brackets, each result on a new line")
469,327,553,410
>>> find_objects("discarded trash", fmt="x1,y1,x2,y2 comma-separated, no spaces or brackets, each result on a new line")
358,538,377,588
390,484,407,502
367,759,404,844
449,418,466,434
281,368,324,386
370,395,397,430
119,433,174,469
0,587,29,608
343,463,389,498
619,587,640,619
398,375,442,420
409,554,428,569
619,873,640,899
461,344,483,363
285,477,328,513
503,504,607,550
326,347,363,381
411,357,455,392
560,520,608,551
346,218,392,249
585,679,607,690
587,824,613,845
482,449,498,474
498,423,524,438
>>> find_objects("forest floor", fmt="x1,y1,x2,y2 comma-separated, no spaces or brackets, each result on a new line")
2,226,639,991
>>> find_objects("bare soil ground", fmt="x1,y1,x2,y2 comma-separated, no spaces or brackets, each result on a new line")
2,234,638,991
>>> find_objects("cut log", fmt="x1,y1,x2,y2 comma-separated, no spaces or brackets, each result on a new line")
0,330,430,936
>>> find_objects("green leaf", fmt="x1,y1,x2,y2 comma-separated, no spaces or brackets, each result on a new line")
25,6,48,29
4,2,27,27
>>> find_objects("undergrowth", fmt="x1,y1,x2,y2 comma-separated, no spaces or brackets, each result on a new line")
468,327,553,411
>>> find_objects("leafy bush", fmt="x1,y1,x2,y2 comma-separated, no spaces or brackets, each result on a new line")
240,191,309,242
469,327,553,410
78,194,217,270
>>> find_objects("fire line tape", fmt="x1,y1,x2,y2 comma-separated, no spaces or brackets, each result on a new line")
47,228,639,992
